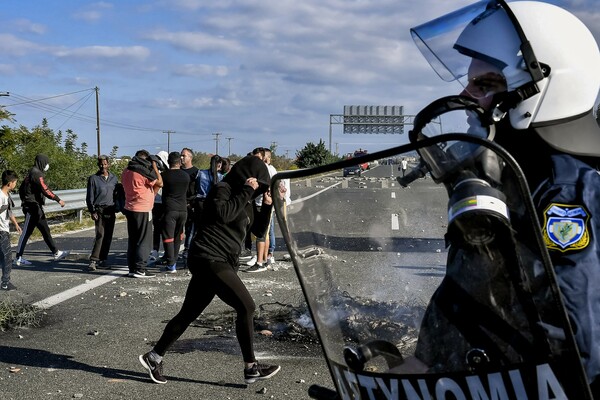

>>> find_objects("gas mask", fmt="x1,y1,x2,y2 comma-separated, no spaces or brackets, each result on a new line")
408,95,509,246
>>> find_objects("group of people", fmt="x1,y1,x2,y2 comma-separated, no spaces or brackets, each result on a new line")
1,148,285,384
86,146,282,280
0,146,287,284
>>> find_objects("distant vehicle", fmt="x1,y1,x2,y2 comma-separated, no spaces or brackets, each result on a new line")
343,164,362,177
343,149,369,177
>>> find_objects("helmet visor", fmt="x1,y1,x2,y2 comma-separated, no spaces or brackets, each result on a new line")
410,0,525,97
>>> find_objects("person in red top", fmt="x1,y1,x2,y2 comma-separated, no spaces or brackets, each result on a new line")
15,154,70,266
121,150,163,278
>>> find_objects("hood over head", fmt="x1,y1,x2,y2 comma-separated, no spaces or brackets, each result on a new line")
223,155,270,197
156,151,169,169
34,154,50,172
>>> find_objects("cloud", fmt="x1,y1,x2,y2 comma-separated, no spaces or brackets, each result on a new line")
172,64,229,77
13,19,46,34
72,2,114,22
143,30,242,53
151,97,182,109
53,45,150,61
0,64,14,74
0,34,42,56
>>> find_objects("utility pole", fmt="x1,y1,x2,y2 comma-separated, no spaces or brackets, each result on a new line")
163,130,175,152
95,87,100,156
212,132,221,155
226,137,233,156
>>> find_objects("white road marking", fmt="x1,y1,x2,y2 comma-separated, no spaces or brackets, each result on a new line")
32,270,129,309
391,192,396,199
291,181,341,204
391,214,400,230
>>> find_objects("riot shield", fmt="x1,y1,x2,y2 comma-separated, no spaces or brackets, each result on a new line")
272,134,592,399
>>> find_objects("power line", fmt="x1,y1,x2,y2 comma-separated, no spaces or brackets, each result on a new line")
3,90,211,136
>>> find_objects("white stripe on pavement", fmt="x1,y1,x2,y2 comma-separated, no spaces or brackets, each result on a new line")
291,181,341,204
391,192,396,199
391,214,400,230
32,270,130,309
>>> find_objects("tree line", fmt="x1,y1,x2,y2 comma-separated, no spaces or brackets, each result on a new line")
0,113,340,191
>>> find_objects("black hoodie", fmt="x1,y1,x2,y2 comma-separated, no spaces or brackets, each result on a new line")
19,154,61,206
189,155,271,268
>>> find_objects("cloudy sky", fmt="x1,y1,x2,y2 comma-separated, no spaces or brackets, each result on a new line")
2,0,599,158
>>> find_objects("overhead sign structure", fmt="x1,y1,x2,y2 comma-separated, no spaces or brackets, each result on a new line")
343,105,405,135
328,105,414,153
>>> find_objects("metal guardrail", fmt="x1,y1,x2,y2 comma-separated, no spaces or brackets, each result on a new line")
12,189,88,220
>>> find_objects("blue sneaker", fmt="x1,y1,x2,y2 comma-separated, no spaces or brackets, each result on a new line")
165,264,176,274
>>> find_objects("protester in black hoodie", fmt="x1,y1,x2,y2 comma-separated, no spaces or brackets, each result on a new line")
139,155,281,385
15,154,70,266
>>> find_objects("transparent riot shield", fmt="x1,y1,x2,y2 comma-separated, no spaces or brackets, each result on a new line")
272,134,592,400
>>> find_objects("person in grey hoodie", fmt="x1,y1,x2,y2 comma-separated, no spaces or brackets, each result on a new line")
15,154,70,266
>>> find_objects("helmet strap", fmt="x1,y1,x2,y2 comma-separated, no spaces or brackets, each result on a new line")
490,80,541,122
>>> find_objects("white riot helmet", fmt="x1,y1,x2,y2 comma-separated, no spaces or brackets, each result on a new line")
410,0,600,156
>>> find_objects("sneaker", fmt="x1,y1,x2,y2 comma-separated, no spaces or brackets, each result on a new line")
245,255,257,266
243,263,267,273
244,362,281,384
1,282,17,291
97,260,110,270
54,250,70,261
14,257,32,266
178,249,188,260
148,250,159,262
239,248,253,260
130,270,156,278
139,353,167,384
266,255,274,266
164,264,176,274
87,261,97,271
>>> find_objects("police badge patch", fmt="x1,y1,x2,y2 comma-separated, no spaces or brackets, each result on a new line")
543,203,590,252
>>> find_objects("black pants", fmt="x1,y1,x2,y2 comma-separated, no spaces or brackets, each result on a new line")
90,207,116,262
124,210,152,273
183,206,195,251
16,203,58,258
152,203,165,253
153,258,257,363
161,210,186,265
